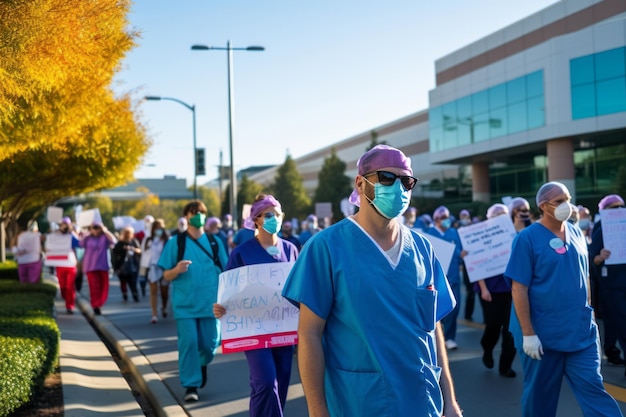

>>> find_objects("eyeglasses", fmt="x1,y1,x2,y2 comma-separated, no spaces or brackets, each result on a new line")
365,171,419,191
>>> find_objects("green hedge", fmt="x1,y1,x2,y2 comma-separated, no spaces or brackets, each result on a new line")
0,261,18,281
0,281,59,417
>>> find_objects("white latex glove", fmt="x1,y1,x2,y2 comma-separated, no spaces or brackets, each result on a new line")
523,335,544,360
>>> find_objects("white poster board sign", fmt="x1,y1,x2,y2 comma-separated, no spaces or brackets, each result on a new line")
458,215,517,282
44,233,76,267
600,208,626,265
46,207,63,224
77,208,102,228
113,216,136,230
217,262,299,353
315,202,333,220
417,231,455,275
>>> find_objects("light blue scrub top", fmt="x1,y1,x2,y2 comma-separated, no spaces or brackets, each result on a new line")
504,222,596,352
282,218,455,417
158,233,229,320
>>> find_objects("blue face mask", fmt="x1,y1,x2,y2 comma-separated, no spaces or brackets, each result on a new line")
441,218,452,229
364,177,411,219
154,229,163,238
262,216,282,235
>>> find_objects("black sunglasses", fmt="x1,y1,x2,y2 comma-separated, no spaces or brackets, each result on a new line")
366,170,419,191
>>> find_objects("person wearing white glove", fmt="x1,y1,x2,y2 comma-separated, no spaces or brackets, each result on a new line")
505,182,622,417
522,335,543,360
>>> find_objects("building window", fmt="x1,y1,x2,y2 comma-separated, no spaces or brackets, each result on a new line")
429,70,545,152
570,46,626,119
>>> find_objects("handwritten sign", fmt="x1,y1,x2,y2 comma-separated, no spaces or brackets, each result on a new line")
417,231,455,275
217,262,299,353
600,208,626,265
458,215,517,282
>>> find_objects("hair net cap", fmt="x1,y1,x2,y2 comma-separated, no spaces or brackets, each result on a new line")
244,195,281,229
598,194,624,210
509,197,530,212
536,182,570,207
349,145,413,206
433,206,450,220
206,217,220,228
487,203,509,219
144,215,155,223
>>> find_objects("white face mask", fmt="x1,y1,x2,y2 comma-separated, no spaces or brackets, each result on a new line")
553,202,572,222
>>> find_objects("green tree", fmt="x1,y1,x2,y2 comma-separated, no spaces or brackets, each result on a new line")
366,130,386,151
238,175,265,213
314,148,353,221
198,186,221,218
271,155,311,220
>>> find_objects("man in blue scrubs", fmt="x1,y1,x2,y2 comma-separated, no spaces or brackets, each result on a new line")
282,145,463,417
505,182,622,417
159,200,229,402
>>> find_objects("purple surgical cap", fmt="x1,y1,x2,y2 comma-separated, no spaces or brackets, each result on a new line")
536,182,570,207
357,144,413,176
349,145,413,206
487,203,509,219
244,195,282,229
460,209,470,217
509,197,530,212
433,206,450,220
598,194,625,210
61,216,72,225
206,216,220,228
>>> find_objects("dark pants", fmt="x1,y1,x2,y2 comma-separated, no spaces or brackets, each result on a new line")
480,291,516,372
118,272,138,298
245,345,294,417
599,287,626,358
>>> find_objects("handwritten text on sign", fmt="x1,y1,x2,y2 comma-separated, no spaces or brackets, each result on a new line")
458,215,517,283
600,208,626,265
217,262,299,353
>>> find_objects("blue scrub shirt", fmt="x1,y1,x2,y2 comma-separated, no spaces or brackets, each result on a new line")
504,222,596,351
282,218,455,417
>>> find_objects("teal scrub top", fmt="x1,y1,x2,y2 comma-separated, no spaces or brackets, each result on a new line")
282,218,455,417
504,222,596,352
158,233,229,319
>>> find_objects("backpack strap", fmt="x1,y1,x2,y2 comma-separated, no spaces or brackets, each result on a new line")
178,231,223,272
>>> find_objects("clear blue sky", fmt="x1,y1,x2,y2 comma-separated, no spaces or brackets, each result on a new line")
114,0,557,187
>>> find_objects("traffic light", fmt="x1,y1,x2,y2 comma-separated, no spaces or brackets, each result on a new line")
195,148,206,176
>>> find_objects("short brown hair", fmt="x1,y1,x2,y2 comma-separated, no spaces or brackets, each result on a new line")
183,200,207,216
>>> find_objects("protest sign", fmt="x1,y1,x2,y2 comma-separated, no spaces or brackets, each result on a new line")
77,208,102,228
458,215,517,282
46,206,63,224
44,233,77,267
418,231,455,274
600,208,626,265
217,262,299,353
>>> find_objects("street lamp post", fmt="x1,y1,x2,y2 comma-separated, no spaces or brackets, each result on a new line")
144,96,198,199
191,40,264,227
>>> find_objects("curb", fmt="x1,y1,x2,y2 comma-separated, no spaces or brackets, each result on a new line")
76,295,188,417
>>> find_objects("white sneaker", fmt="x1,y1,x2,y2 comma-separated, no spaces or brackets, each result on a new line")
445,339,458,350
150,316,158,324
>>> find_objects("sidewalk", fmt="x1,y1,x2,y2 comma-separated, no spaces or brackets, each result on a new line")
56,292,187,417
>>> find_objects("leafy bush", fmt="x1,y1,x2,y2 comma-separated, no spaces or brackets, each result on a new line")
0,282,59,417
0,261,18,281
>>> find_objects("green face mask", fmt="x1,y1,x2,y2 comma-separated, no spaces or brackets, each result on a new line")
189,213,206,229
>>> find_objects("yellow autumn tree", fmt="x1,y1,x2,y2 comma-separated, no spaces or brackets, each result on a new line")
0,0,149,224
